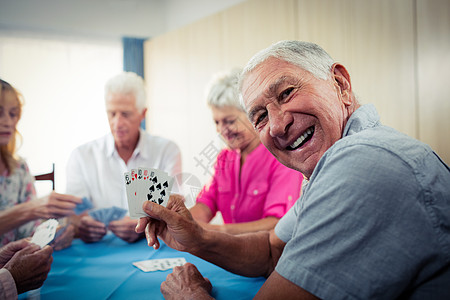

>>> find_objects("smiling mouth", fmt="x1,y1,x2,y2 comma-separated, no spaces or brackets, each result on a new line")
286,126,315,150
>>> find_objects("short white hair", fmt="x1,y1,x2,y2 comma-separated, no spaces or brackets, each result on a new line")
205,68,244,111
239,41,336,107
104,72,146,111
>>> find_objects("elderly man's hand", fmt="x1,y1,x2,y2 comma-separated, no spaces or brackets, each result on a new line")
4,243,53,294
135,194,204,252
0,239,30,267
161,263,213,300
109,216,144,243
78,215,107,243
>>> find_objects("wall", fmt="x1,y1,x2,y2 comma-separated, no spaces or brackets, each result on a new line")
0,33,122,195
144,0,450,186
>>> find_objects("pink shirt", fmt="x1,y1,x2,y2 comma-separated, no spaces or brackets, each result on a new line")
196,143,303,223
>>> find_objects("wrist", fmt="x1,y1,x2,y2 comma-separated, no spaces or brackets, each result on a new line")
25,200,41,220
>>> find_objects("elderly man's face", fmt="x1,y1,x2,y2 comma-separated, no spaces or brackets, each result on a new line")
242,57,350,178
106,93,145,149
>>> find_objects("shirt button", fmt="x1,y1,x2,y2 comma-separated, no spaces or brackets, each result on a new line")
288,195,292,201
253,189,258,195
231,205,235,210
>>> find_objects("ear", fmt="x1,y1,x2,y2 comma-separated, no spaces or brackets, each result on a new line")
140,108,147,121
331,63,352,106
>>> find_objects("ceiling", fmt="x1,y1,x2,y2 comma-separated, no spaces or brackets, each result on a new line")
0,0,246,40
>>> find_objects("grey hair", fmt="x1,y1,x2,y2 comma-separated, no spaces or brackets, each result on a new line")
239,41,336,108
242,40,334,80
205,68,244,111
104,72,146,112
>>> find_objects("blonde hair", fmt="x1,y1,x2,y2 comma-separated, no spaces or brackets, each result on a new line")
0,79,23,173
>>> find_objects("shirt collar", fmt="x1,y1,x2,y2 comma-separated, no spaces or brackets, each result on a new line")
105,129,147,159
342,104,380,138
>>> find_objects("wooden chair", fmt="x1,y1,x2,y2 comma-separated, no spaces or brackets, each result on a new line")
34,163,55,190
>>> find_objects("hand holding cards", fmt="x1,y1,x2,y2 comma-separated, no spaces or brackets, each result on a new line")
124,168,174,218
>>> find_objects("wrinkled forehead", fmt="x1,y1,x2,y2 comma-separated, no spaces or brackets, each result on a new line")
240,57,300,110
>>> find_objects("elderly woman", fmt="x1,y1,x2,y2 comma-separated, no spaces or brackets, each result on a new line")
0,79,81,249
190,69,303,234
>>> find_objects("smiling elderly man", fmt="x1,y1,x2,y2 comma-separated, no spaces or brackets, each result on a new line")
136,41,450,300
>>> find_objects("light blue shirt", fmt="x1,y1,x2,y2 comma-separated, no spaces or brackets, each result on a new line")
275,104,450,299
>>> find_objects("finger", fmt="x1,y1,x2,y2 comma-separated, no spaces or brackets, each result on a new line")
145,221,159,249
17,243,41,255
142,200,183,224
38,245,54,257
47,207,77,218
48,200,78,211
4,239,30,252
50,192,83,204
135,217,149,233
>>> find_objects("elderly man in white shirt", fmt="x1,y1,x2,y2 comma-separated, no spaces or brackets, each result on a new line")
66,72,181,243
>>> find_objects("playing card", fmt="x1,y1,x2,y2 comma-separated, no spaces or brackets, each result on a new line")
108,206,128,223
132,257,187,272
124,167,174,219
147,170,173,207
89,207,127,226
31,219,59,248
88,208,107,224
124,171,138,218
135,168,155,218
74,197,93,215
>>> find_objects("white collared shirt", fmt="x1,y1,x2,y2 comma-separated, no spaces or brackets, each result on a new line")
66,129,182,209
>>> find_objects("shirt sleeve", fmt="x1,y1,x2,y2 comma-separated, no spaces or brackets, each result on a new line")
0,268,17,300
275,143,437,299
262,160,303,219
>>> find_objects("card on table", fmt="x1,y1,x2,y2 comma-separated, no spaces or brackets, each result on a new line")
132,257,187,272
124,167,174,219
30,219,59,248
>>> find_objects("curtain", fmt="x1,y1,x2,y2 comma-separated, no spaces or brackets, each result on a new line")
123,37,147,129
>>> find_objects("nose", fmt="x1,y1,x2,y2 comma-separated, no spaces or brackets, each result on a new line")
110,113,125,129
216,122,230,136
0,112,13,127
267,104,292,137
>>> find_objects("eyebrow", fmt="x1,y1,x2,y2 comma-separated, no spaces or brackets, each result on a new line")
247,75,298,122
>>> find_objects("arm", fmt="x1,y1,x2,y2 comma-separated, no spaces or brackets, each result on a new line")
190,203,214,223
202,216,279,235
0,191,81,236
255,271,319,300
136,195,286,278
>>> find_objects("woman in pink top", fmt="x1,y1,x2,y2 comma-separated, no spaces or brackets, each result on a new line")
190,69,303,234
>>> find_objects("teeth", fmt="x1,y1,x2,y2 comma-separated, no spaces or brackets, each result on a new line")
289,127,314,149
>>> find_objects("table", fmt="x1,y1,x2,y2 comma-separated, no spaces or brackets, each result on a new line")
19,234,266,299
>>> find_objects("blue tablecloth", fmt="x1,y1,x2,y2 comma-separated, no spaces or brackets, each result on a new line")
20,234,265,299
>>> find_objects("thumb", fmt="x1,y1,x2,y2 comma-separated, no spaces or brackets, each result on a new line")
142,200,182,225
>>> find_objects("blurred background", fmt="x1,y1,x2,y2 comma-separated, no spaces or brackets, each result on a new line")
1,0,449,197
